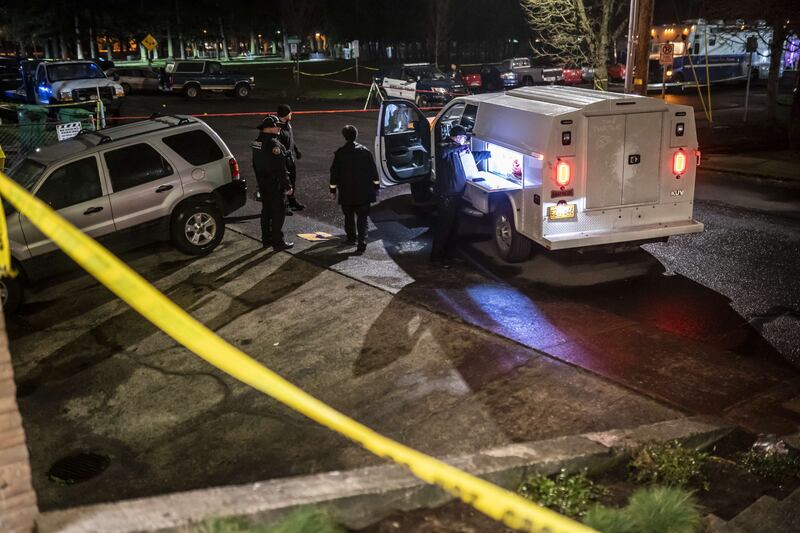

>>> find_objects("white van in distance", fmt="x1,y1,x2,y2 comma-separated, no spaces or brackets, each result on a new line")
375,86,703,262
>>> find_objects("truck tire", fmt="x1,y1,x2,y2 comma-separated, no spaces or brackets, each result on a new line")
171,201,224,255
523,76,533,86
120,82,132,95
492,201,532,263
0,276,23,315
183,84,201,99
234,83,250,98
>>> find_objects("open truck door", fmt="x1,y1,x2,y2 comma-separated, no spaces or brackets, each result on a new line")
374,99,431,188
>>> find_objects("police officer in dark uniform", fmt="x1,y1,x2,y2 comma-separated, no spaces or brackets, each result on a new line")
430,125,491,262
252,115,294,250
276,104,305,214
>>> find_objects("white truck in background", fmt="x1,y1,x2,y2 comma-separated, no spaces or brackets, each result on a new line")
375,86,703,262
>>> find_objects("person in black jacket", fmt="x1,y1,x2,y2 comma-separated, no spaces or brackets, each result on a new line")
276,104,304,214
329,125,380,253
252,115,294,250
430,125,491,262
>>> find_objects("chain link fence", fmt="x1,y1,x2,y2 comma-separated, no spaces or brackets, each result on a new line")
0,106,96,173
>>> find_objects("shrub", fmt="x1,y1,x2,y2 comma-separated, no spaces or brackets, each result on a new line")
625,487,701,533
517,469,607,518
197,508,344,533
736,450,800,481
629,440,708,489
583,505,634,533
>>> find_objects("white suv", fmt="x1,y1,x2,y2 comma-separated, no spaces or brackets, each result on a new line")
2,115,246,313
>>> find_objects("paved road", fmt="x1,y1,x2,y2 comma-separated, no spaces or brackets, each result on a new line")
8,91,800,510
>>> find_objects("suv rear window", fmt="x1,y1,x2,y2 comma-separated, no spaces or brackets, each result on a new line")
175,62,204,74
162,129,224,166
104,143,173,192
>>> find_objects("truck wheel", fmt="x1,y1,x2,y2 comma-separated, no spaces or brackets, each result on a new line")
234,83,250,98
492,201,532,263
523,76,533,86
171,201,224,255
415,94,429,107
183,84,201,99
0,276,23,315
121,82,132,95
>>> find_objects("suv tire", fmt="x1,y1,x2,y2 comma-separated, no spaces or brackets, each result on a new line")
493,200,532,263
183,84,201,99
0,276,22,315
234,83,250,98
171,201,224,255
121,82,132,95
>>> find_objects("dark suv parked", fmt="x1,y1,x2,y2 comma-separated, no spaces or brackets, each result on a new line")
163,60,255,99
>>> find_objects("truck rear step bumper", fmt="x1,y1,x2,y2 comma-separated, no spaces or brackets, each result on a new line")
541,219,704,250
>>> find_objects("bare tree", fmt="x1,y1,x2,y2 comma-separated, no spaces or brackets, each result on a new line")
519,0,627,88
428,0,452,67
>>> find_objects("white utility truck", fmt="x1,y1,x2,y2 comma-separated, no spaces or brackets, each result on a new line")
375,86,703,262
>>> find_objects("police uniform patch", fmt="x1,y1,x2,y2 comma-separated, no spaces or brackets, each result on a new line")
272,146,282,155
250,141,262,150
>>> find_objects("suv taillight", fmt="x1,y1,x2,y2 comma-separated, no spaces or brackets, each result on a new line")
555,160,571,187
673,149,687,175
229,157,241,181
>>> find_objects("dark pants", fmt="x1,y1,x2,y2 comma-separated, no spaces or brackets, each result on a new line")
341,203,370,245
430,195,460,261
260,192,286,245
286,162,298,202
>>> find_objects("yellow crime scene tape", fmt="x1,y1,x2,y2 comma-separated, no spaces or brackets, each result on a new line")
298,66,355,77
0,170,594,533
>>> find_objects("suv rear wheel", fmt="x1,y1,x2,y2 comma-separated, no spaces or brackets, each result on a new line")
183,84,201,99
171,201,224,255
234,83,250,98
0,276,23,315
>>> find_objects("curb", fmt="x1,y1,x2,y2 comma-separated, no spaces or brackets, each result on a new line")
37,416,732,533
699,165,800,188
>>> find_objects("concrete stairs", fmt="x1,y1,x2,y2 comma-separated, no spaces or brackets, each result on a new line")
705,487,800,533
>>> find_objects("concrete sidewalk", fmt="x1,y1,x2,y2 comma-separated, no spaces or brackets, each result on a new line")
701,150,800,184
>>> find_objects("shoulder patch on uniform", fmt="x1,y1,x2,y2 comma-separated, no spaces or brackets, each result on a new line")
272,146,282,155
251,141,262,150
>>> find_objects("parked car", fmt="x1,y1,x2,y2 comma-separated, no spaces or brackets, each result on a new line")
480,64,519,91
107,67,161,95
26,60,125,111
562,64,584,84
500,57,562,85
375,63,465,106
163,60,254,99
607,63,626,82
1,114,246,313
0,56,21,93
460,67,483,92
581,66,595,82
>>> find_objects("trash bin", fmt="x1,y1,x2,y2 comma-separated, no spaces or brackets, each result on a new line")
58,107,95,131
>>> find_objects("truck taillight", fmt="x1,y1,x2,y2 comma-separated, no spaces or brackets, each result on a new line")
229,157,241,181
555,160,571,187
673,149,687,175
695,149,701,167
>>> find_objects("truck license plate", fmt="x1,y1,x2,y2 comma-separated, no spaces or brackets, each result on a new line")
547,203,576,220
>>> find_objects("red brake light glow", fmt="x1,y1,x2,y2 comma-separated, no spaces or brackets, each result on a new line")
229,157,241,180
555,160,571,187
673,149,687,175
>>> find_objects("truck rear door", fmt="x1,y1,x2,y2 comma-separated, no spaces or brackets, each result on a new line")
374,99,431,187
585,112,663,209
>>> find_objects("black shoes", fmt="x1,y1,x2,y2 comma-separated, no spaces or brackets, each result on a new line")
356,243,367,253
273,241,294,250
288,198,305,211
285,208,293,216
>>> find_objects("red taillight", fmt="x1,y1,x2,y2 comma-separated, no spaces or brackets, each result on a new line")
673,149,687,175
229,157,241,180
555,160,571,187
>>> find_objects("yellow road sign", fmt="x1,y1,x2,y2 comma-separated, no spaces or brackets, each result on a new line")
141,34,158,52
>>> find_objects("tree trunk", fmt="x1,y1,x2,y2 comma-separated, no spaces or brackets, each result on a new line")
59,34,68,59
140,41,147,61
176,0,185,59
633,0,654,96
766,25,788,123
74,15,84,59
44,39,52,59
218,16,229,60
89,24,96,58
167,25,174,58
250,30,256,56
282,30,290,60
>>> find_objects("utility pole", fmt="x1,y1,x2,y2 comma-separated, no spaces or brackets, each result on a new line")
623,0,638,93
633,0,654,96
